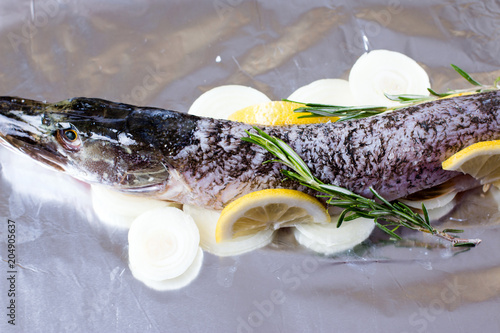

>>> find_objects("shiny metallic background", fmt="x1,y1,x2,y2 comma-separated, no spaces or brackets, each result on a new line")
0,0,499,332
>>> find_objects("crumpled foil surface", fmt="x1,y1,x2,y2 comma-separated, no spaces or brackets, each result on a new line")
1,0,500,332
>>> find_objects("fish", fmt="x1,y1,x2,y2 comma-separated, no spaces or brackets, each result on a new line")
0,91,499,210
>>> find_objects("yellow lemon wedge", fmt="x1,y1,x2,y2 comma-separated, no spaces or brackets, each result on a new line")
227,101,338,125
442,140,500,184
215,189,330,243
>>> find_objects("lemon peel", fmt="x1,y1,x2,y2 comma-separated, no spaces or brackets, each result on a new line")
228,101,338,125
442,140,500,184
216,189,330,243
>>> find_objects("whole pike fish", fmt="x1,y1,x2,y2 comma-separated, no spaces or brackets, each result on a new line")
0,91,499,210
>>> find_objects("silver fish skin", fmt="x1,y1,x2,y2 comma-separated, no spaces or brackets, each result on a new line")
157,91,500,208
0,91,499,210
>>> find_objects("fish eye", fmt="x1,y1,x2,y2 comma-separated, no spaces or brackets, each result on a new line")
64,129,78,141
56,126,82,151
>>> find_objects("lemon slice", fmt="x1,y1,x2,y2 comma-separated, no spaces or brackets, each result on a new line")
216,189,330,243
228,101,338,125
442,140,500,184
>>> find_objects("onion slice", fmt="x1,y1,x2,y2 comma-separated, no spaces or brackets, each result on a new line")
287,79,357,106
399,190,457,210
128,207,202,289
399,190,458,221
183,204,275,257
188,85,271,119
130,249,204,291
91,185,178,229
349,49,430,107
294,216,375,255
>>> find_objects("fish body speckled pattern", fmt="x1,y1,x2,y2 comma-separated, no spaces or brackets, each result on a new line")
0,91,499,210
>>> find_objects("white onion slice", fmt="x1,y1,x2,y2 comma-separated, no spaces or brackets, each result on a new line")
399,190,458,221
294,216,375,255
128,207,201,285
349,49,431,107
183,204,275,257
91,185,179,229
130,248,203,291
399,190,458,210
287,79,357,106
491,185,500,204
188,85,271,119
425,199,457,221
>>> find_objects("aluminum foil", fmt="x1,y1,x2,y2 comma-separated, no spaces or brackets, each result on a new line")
1,0,500,332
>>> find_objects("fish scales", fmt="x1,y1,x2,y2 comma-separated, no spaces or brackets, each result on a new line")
0,91,499,210
162,91,500,209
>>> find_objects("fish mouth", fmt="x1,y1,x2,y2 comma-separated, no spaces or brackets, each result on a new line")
0,131,67,172
0,103,68,172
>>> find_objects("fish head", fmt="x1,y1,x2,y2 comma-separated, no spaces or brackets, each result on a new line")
0,97,170,192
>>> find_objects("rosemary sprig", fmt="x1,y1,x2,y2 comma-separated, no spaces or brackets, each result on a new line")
242,127,482,247
291,64,496,121
286,102,388,121
450,64,482,86
384,93,433,104
290,102,391,122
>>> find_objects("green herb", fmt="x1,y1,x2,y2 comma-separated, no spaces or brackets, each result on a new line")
290,64,496,122
427,88,455,98
242,127,482,247
450,64,482,86
494,76,500,88
287,102,387,122
384,93,432,104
